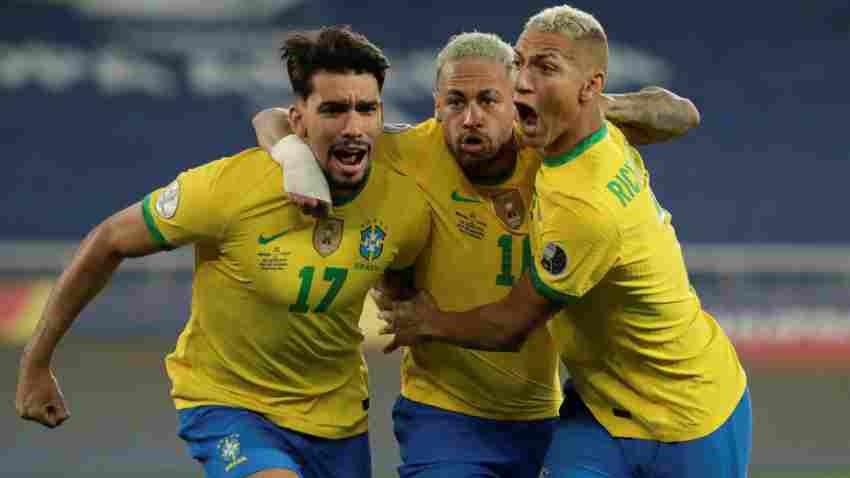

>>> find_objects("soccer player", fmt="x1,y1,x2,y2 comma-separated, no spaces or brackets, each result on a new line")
380,6,751,478
254,31,700,478
15,26,431,478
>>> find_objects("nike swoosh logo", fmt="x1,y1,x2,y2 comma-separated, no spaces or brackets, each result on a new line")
451,190,482,203
258,229,290,245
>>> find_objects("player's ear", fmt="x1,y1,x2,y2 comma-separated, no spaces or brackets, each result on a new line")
290,100,308,139
432,91,442,122
581,70,606,103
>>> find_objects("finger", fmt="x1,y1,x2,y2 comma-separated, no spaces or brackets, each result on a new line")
376,310,396,325
396,300,416,319
370,288,394,312
52,402,70,426
383,337,401,354
313,202,330,219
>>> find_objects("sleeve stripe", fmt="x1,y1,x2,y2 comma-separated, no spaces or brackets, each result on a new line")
528,257,580,305
141,194,174,250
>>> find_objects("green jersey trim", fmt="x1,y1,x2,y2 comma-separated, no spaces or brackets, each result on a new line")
142,194,174,250
543,124,608,168
527,254,579,305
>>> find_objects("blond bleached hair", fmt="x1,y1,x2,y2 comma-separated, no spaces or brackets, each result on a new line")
434,32,516,88
525,5,608,71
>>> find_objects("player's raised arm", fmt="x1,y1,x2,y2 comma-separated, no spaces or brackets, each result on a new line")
381,273,556,353
16,202,168,428
602,86,701,145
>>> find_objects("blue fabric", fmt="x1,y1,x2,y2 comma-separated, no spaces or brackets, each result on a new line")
177,405,371,478
392,396,556,478
542,382,752,478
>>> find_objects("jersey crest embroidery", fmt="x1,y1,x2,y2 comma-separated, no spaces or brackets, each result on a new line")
313,217,344,257
487,188,525,231
359,220,386,261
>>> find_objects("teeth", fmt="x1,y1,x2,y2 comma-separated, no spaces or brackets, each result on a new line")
334,150,366,165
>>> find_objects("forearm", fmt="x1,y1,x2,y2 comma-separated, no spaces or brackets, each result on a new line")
22,225,124,368
427,301,537,352
602,86,701,145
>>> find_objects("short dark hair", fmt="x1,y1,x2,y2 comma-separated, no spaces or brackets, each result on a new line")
281,25,390,99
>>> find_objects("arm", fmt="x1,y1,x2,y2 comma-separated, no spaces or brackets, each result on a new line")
601,86,701,145
382,274,557,353
253,107,330,217
16,204,165,427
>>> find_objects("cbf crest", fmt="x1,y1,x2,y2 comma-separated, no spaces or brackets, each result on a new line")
487,189,526,232
313,217,344,257
359,220,386,261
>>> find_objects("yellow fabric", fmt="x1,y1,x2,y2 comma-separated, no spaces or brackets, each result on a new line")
144,147,430,438
528,122,746,441
364,119,561,420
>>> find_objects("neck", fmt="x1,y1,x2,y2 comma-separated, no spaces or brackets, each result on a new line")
461,136,519,184
543,106,604,158
328,163,371,206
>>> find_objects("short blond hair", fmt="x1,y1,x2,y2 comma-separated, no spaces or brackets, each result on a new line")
525,5,608,71
435,32,516,87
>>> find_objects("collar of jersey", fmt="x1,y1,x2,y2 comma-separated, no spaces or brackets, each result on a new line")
542,123,608,168
331,161,372,207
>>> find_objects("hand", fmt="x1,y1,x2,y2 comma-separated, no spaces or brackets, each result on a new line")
287,192,330,219
253,107,293,152
369,287,395,313
16,363,70,429
378,291,439,354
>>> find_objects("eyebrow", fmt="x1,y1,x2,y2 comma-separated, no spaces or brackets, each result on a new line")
478,89,501,98
531,50,565,61
317,99,379,111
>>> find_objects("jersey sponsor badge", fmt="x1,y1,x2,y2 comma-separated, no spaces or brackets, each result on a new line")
541,241,568,275
313,217,344,257
155,180,180,219
488,188,525,231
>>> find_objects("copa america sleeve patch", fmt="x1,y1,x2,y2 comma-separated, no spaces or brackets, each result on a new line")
540,242,568,275
155,180,180,219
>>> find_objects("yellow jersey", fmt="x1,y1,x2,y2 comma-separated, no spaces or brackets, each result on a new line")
142,147,430,439
528,122,746,441
363,119,561,420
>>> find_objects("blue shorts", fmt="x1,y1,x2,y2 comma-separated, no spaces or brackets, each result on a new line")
177,405,371,478
392,395,557,478
542,382,752,478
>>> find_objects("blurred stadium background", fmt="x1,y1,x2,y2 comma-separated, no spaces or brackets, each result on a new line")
2,0,849,476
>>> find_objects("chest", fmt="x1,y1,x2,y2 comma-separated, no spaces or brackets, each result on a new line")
230,208,403,312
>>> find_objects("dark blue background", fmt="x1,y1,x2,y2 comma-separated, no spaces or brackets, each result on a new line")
2,1,847,242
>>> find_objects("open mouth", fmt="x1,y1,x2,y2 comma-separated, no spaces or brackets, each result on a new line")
329,144,369,175
515,101,540,132
460,134,486,154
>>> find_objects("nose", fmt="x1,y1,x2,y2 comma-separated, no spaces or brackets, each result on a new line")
514,65,533,96
341,111,365,138
463,102,483,128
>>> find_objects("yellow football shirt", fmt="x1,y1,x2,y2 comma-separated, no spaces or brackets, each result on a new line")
528,122,746,441
142,147,430,439
363,119,561,420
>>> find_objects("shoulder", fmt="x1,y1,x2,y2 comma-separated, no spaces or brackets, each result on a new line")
376,118,445,169
186,147,278,188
